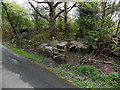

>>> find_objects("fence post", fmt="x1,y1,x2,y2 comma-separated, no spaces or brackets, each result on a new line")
64,45,67,64
52,36,55,59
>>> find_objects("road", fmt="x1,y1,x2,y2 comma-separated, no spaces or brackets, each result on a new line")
0,44,2,89
2,45,77,88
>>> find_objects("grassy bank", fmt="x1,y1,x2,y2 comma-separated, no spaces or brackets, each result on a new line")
4,44,47,63
4,44,119,88
47,64,119,88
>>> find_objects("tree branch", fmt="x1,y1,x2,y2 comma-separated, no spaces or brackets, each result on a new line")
28,1,49,21
41,4,49,10
31,0,48,4
67,3,76,13
55,3,76,19
54,2,62,8
88,58,117,65
33,0,53,7
106,3,120,16
55,9,65,19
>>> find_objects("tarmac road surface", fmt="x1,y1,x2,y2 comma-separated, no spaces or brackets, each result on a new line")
1,45,77,88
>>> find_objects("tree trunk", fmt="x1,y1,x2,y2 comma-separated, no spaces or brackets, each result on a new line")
2,2,19,45
116,20,120,36
63,2,69,38
64,2,68,33
58,16,62,32
34,7,39,31
101,2,106,29
75,29,83,40
49,6,56,38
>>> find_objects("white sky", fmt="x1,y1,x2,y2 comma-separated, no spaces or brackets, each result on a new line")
9,0,28,6
8,0,120,5
8,0,119,21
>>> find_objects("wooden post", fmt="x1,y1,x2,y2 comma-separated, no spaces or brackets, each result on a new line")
64,45,67,64
52,36,55,59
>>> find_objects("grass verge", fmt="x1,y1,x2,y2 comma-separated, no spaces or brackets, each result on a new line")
4,44,47,62
3,44,120,88
47,64,119,88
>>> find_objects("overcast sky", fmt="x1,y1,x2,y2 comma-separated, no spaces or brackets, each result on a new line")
7,0,119,7
8,0,119,21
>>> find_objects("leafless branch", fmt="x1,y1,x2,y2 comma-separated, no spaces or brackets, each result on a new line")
106,2,119,16
31,0,48,4
55,9,65,19
55,3,76,19
28,1,49,21
41,4,49,10
67,3,76,13
54,2,62,8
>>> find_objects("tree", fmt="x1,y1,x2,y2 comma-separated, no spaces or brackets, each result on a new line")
28,0,76,38
2,2,19,44
76,2,98,39
76,1,119,51
64,2,76,34
100,1,119,29
2,1,33,45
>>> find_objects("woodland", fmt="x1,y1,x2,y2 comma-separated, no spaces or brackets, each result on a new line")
1,0,120,88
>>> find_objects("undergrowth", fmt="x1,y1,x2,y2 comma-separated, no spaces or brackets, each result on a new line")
61,64,120,88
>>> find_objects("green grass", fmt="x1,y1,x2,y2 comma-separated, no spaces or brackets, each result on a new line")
47,67,72,77
4,44,47,62
50,64,120,88
72,65,98,77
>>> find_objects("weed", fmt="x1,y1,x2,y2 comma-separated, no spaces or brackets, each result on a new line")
100,84,113,88
101,73,120,88
72,65,81,75
62,64,71,68
79,65,98,77
72,65,98,77
73,80,87,87
47,67,71,76
91,74,102,81
102,73,119,81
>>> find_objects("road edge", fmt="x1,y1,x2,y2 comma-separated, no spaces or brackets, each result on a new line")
3,45,79,88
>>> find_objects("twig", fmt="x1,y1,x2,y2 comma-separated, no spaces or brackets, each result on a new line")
88,58,117,65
